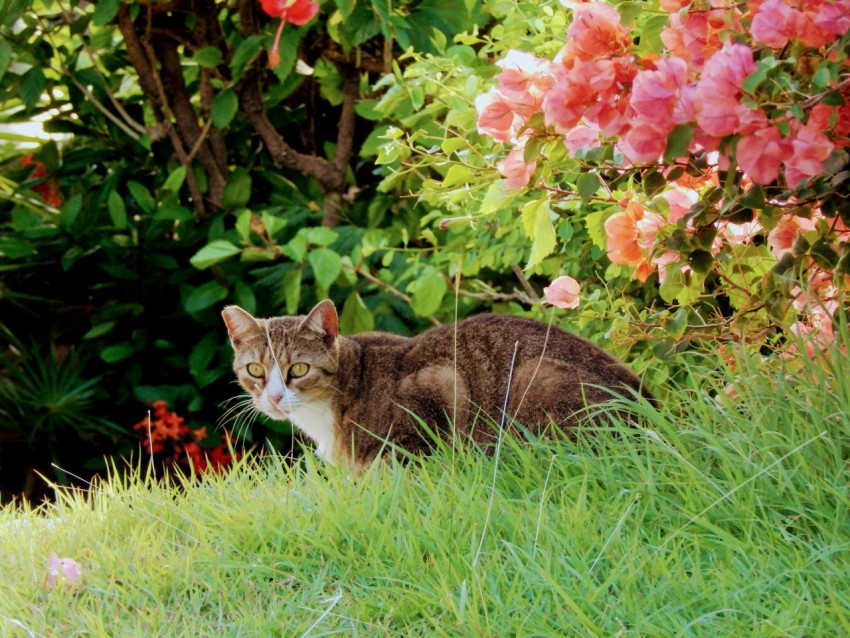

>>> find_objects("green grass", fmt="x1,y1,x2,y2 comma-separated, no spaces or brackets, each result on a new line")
2,340,849,637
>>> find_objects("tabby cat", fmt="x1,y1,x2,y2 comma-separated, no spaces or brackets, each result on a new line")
223,300,651,469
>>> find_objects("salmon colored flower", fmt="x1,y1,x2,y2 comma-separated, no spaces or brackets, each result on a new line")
497,145,537,190
767,214,817,258
543,276,581,309
604,201,645,267
259,0,319,68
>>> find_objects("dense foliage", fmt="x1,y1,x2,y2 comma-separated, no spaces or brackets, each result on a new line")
1,0,847,500
0,0,487,500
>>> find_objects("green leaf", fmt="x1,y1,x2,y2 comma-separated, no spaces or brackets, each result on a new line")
60,193,83,228
576,173,600,204
231,35,265,78
659,263,684,304
195,47,224,68
666,308,688,339
236,210,252,242
282,269,302,315
616,2,642,26
190,240,241,269
0,41,11,83
339,292,375,335
163,166,187,193
687,249,714,274
308,248,343,289
334,0,357,20
127,181,156,214
20,67,45,111
302,227,339,247
189,333,219,379
83,321,116,340
442,164,472,188
234,281,257,314
211,89,239,129
664,124,693,164
639,14,668,53
108,191,128,228
478,181,517,218
92,0,120,25
354,99,382,121
409,270,447,317
185,280,229,313
101,343,136,363
521,199,557,268
223,169,252,208
585,210,610,249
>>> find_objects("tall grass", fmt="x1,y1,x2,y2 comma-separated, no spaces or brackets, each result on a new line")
1,336,849,636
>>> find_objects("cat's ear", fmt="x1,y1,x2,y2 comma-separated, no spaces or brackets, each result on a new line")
222,306,261,347
302,299,338,341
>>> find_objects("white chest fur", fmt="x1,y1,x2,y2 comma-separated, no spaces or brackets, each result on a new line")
287,399,339,464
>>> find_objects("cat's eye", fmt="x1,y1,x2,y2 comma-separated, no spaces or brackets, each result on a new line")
289,362,310,379
246,362,265,378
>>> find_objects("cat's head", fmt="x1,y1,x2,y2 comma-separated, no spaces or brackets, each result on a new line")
221,300,340,421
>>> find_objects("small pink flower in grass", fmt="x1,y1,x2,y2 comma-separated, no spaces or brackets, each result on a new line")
44,554,82,591
543,276,581,309
259,0,320,69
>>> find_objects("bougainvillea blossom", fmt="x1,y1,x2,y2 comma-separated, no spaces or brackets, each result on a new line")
543,276,581,309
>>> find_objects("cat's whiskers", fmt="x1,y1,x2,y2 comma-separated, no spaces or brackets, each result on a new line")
217,395,259,441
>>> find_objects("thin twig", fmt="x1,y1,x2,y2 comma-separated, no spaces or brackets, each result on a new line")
351,265,441,326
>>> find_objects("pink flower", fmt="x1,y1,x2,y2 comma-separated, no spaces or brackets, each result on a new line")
543,276,581,309
661,187,697,224
565,125,601,155
497,51,553,102
636,212,666,249
811,0,850,37
785,123,834,185
44,554,82,591
767,214,817,258
699,42,757,97
259,0,319,23
619,124,667,164
630,57,689,125
564,2,631,61
260,0,319,68
542,77,586,134
497,146,537,189
659,0,689,11
604,202,645,266
750,0,799,48
694,93,740,137
475,90,519,142
736,126,790,185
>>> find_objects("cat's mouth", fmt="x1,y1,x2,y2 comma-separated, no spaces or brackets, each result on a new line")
260,399,293,421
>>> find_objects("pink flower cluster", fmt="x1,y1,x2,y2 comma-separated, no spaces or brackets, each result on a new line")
480,1,850,348
476,1,848,189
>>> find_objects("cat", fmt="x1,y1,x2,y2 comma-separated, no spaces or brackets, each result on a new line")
222,300,652,469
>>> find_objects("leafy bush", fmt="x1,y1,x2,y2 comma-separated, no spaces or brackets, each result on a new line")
0,0,486,499
374,0,850,383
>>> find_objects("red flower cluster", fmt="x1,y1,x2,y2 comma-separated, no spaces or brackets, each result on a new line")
258,0,319,69
20,154,62,208
132,400,237,475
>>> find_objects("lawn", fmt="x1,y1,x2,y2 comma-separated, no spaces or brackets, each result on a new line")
1,339,849,637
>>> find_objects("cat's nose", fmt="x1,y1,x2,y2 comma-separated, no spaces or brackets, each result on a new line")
267,392,284,406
